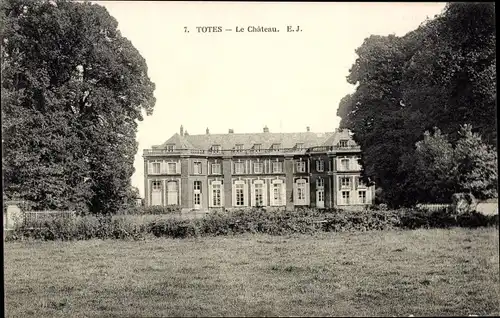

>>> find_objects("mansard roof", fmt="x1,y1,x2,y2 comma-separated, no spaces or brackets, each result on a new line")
154,128,357,150
157,133,195,149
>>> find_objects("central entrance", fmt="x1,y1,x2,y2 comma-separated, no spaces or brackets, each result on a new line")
316,190,325,208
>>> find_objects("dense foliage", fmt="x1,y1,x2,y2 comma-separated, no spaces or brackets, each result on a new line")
400,125,497,204
1,0,156,214
6,208,498,241
337,3,497,206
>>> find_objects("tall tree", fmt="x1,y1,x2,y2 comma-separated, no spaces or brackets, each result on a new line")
337,2,496,206
1,0,156,214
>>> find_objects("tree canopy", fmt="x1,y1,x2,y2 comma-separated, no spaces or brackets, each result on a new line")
337,3,496,206
2,0,156,214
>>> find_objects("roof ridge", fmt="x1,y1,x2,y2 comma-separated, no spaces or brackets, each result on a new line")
185,131,334,137
153,130,346,150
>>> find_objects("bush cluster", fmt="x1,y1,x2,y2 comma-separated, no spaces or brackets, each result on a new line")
5,207,498,241
6,215,148,241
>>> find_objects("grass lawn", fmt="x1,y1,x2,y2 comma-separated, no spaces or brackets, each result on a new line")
4,228,499,317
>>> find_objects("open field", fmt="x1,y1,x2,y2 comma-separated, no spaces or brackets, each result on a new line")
4,228,499,317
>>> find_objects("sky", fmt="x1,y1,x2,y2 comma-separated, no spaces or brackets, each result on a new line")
96,1,447,197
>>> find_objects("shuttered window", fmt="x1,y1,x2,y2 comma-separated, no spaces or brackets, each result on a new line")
167,162,176,174
254,162,263,174
211,163,221,174
235,162,244,174
152,162,161,174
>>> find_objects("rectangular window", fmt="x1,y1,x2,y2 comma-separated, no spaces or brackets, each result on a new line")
235,162,244,174
342,191,350,204
296,161,306,173
317,178,324,188
295,143,304,150
167,181,178,205
272,161,283,173
194,181,201,191
235,184,244,206
212,183,222,206
211,163,221,174
152,162,161,174
354,157,362,170
316,159,324,172
341,177,350,188
255,183,264,207
358,190,366,204
166,144,175,152
340,159,349,171
254,162,263,174
167,162,176,174
273,183,282,206
152,181,161,190
253,144,262,151
271,143,281,151
357,177,366,188
318,190,324,202
211,145,222,153
339,140,348,147
297,184,305,200
193,162,202,174
235,144,244,152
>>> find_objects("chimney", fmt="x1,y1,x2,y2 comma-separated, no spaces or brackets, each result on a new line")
228,129,234,134
263,125,269,133
306,126,310,132
180,125,184,136
206,127,210,135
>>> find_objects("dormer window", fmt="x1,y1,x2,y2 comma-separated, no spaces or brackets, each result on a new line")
211,145,222,153
295,143,304,150
166,144,175,152
271,143,281,151
339,140,348,148
235,144,244,152
253,144,262,151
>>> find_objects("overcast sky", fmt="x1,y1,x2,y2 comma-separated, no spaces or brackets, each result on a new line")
97,1,447,197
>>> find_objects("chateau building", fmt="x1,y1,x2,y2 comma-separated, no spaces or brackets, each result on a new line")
143,126,375,211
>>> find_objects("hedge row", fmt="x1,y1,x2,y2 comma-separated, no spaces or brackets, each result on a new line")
118,205,181,215
5,208,498,241
7,216,149,241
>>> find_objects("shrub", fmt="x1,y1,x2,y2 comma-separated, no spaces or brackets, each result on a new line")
116,205,181,215
7,215,148,241
5,207,498,242
150,218,201,238
142,205,181,215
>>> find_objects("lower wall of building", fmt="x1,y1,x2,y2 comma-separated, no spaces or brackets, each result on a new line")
144,175,375,210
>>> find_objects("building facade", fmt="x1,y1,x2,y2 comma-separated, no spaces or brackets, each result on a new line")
143,126,375,211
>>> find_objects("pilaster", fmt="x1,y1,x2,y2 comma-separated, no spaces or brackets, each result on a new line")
222,156,232,208
284,155,294,211
180,155,190,209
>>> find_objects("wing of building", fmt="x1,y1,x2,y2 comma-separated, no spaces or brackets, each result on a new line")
142,125,375,211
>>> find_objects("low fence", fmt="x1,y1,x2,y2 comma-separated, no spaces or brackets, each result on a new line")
24,210,76,229
416,203,451,212
416,202,498,215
